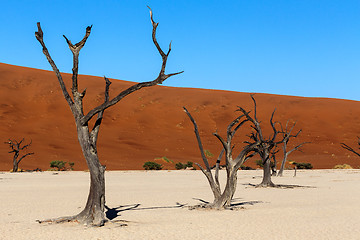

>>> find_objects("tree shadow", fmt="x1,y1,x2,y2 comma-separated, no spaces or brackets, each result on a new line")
242,183,316,188
105,202,186,221
192,197,263,208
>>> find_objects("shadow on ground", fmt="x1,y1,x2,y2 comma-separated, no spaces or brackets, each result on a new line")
243,183,316,188
192,197,263,207
105,202,185,221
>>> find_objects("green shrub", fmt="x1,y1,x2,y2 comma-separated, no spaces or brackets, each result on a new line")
175,162,185,170
68,162,75,170
50,160,67,171
175,161,194,170
204,150,214,158
143,161,162,170
255,160,263,167
185,161,193,168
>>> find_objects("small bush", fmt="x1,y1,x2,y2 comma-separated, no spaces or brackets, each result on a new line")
240,165,254,170
333,164,353,169
204,150,214,158
292,162,313,169
49,161,74,171
175,162,185,170
255,160,275,168
68,162,75,170
185,161,193,168
255,160,263,167
50,160,67,171
175,161,194,170
143,161,162,170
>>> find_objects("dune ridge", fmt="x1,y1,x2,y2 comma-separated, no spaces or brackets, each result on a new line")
0,62,360,170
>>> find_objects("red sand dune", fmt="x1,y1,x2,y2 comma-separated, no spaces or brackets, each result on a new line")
0,63,360,170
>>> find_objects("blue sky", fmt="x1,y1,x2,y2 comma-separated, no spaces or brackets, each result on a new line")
1,0,359,100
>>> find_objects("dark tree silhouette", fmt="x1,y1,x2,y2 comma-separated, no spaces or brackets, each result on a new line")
35,7,182,226
341,137,360,158
277,121,307,177
5,138,34,172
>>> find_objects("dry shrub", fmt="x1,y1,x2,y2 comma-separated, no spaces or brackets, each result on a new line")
333,164,353,169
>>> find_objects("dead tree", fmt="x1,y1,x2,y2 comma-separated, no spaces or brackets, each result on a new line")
35,7,182,226
184,107,258,209
277,121,307,177
341,137,360,158
240,95,286,187
5,138,34,172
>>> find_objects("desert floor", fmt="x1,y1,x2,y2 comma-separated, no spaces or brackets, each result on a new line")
1,169,359,240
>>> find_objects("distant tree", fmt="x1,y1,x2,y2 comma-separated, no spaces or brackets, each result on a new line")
35,7,182,226
341,137,360,158
277,120,308,177
241,96,287,187
5,138,34,172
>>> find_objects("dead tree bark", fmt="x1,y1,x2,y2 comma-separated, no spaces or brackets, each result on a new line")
277,121,307,177
341,137,360,158
270,148,279,176
35,7,182,226
184,107,257,209
5,138,34,172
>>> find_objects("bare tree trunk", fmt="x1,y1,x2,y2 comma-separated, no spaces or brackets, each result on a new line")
75,126,106,225
258,154,276,187
12,153,19,172
277,144,288,177
212,168,237,208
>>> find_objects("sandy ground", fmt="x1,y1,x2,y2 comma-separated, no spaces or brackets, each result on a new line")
1,169,360,240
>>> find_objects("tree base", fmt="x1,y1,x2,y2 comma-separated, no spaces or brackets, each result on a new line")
256,182,277,188
188,203,244,211
36,214,107,227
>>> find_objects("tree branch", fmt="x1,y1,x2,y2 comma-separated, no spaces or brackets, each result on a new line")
63,25,92,94
183,107,212,173
90,77,112,146
215,149,225,189
35,22,74,107
80,7,183,125
18,152,34,164
341,142,360,157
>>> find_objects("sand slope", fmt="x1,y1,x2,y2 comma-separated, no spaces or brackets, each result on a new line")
0,63,360,170
0,170,360,239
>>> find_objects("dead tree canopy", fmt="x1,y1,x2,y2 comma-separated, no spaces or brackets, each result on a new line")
35,7,182,226
240,95,291,187
341,137,360,158
5,138,34,172
184,95,297,208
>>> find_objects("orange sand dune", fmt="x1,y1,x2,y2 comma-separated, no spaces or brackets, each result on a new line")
0,63,359,170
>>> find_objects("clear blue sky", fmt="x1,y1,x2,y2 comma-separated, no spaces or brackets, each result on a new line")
1,0,359,100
